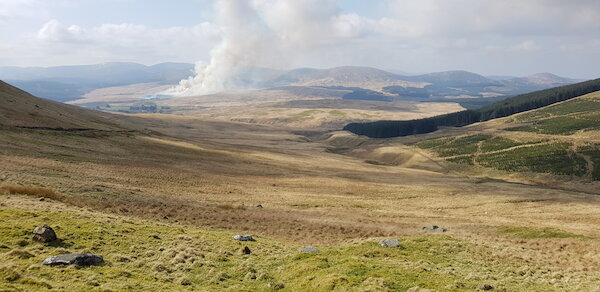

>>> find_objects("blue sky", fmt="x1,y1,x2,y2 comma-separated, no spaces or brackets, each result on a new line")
1,0,599,78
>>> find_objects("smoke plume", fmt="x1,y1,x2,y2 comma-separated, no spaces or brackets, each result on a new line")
167,0,356,96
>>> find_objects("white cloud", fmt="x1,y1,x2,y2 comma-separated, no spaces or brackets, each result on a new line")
0,0,599,79
38,20,220,46
32,19,221,65
484,40,540,54
38,19,86,42
0,0,46,22
510,40,539,52
331,13,376,39
386,0,600,37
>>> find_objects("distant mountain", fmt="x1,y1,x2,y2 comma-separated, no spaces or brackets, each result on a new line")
503,73,579,87
231,67,284,87
404,70,498,86
384,69,417,76
0,62,194,102
486,75,517,80
0,62,583,106
265,66,407,87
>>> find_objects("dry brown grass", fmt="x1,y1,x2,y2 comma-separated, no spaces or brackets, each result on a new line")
2,109,600,290
164,100,464,130
1,185,63,201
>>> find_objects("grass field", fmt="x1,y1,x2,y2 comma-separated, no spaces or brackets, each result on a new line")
2,84,600,290
3,192,600,291
2,111,600,291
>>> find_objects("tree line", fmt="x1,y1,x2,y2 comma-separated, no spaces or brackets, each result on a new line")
344,78,600,138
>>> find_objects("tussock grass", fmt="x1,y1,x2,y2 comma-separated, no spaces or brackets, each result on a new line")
498,226,585,239
1,101,600,290
2,198,600,291
1,185,63,201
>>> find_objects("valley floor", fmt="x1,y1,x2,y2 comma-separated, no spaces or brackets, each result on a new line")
1,114,600,291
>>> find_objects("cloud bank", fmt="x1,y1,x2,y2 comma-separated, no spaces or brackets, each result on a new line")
0,0,597,80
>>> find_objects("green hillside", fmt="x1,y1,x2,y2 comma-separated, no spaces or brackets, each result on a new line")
345,78,600,138
414,91,600,180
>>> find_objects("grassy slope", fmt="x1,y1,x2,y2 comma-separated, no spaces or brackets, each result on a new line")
2,195,599,291
3,116,600,291
3,84,600,290
413,90,600,180
0,80,141,131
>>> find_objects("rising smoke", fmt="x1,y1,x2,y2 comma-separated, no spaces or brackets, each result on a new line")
166,0,356,96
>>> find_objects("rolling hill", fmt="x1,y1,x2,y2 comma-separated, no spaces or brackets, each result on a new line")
344,78,600,138
404,70,497,86
0,62,194,102
411,90,600,181
265,66,406,86
1,63,582,112
0,80,131,130
505,73,579,88
2,76,600,291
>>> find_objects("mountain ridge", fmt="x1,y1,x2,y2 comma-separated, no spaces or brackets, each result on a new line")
0,62,583,104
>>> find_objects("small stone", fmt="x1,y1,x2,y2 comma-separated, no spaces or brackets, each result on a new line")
178,277,192,286
255,204,263,208
233,235,254,241
42,253,104,266
267,282,285,290
38,198,45,201
300,246,319,253
422,225,447,232
32,225,57,243
379,238,403,248
242,246,252,255
477,284,493,290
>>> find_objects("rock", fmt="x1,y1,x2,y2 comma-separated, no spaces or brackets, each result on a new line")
267,282,285,290
477,284,493,290
32,225,57,243
255,204,263,208
422,225,447,232
42,253,104,266
233,235,254,241
379,238,403,248
242,246,252,255
300,246,319,253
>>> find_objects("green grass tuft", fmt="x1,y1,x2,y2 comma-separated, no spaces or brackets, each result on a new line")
498,227,584,239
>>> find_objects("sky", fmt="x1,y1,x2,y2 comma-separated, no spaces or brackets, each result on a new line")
0,0,599,78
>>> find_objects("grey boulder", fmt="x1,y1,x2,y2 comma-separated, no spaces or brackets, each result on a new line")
300,246,319,253
379,238,403,248
33,225,57,243
233,235,254,241
42,253,104,266
477,284,493,290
